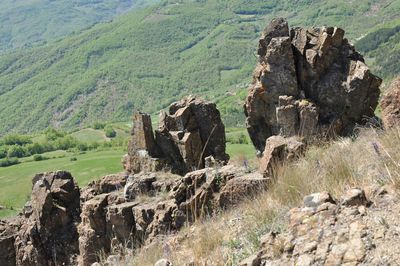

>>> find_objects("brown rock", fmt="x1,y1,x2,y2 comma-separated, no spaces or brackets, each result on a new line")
79,194,109,266
259,135,305,177
381,76,400,128
244,18,381,152
124,96,229,175
341,188,369,206
218,175,268,208
0,218,21,266
15,171,81,266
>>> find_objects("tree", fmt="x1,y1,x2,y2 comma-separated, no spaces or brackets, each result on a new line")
104,125,116,138
7,145,27,158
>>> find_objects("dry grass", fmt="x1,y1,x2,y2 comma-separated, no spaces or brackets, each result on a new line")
128,127,400,265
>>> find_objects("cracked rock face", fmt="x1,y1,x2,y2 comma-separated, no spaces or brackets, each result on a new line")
15,171,81,266
381,76,400,129
124,96,229,175
244,18,381,152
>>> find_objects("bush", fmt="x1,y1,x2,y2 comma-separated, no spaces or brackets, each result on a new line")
54,136,78,150
0,157,19,167
33,154,47,161
45,128,66,141
104,125,117,138
7,145,27,158
1,134,31,146
70,157,77,161
93,122,106,130
0,146,7,159
227,133,248,144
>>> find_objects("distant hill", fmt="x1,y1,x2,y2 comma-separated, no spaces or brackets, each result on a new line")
0,0,399,135
0,0,158,52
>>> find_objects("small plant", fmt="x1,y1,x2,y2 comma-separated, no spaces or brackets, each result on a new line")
70,157,77,161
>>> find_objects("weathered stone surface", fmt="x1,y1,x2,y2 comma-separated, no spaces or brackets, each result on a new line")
303,192,336,208
381,76,400,129
218,176,269,208
259,135,305,177
14,171,81,266
341,188,369,206
129,111,159,156
244,18,381,152
81,173,127,202
0,218,21,266
240,188,383,265
124,173,157,200
155,258,172,266
124,96,229,175
78,194,109,266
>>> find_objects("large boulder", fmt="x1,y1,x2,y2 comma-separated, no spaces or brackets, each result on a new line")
244,18,381,152
381,76,400,129
14,171,81,266
124,96,229,175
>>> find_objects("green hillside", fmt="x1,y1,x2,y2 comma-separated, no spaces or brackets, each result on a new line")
0,0,399,135
0,0,158,52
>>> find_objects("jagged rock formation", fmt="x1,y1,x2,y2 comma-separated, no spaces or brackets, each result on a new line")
381,76,400,129
0,164,266,265
244,18,382,152
123,96,229,175
78,165,266,265
240,187,400,266
0,172,81,266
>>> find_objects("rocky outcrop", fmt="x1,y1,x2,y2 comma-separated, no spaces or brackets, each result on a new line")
381,76,400,129
123,96,229,175
14,171,81,266
240,187,400,266
77,164,264,265
244,18,381,152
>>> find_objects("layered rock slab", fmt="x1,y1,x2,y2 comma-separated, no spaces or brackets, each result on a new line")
244,18,381,152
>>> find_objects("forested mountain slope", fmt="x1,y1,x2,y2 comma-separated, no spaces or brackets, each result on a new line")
0,0,157,52
0,0,399,135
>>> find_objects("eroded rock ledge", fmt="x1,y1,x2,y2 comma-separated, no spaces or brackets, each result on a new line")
244,18,381,152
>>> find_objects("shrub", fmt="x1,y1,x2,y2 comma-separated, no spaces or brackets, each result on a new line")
33,154,47,161
93,122,106,130
227,133,248,144
70,157,77,161
45,128,66,141
77,142,88,151
7,145,27,158
104,125,117,138
1,134,31,146
54,136,78,150
0,157,19,167
0,146,7,159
